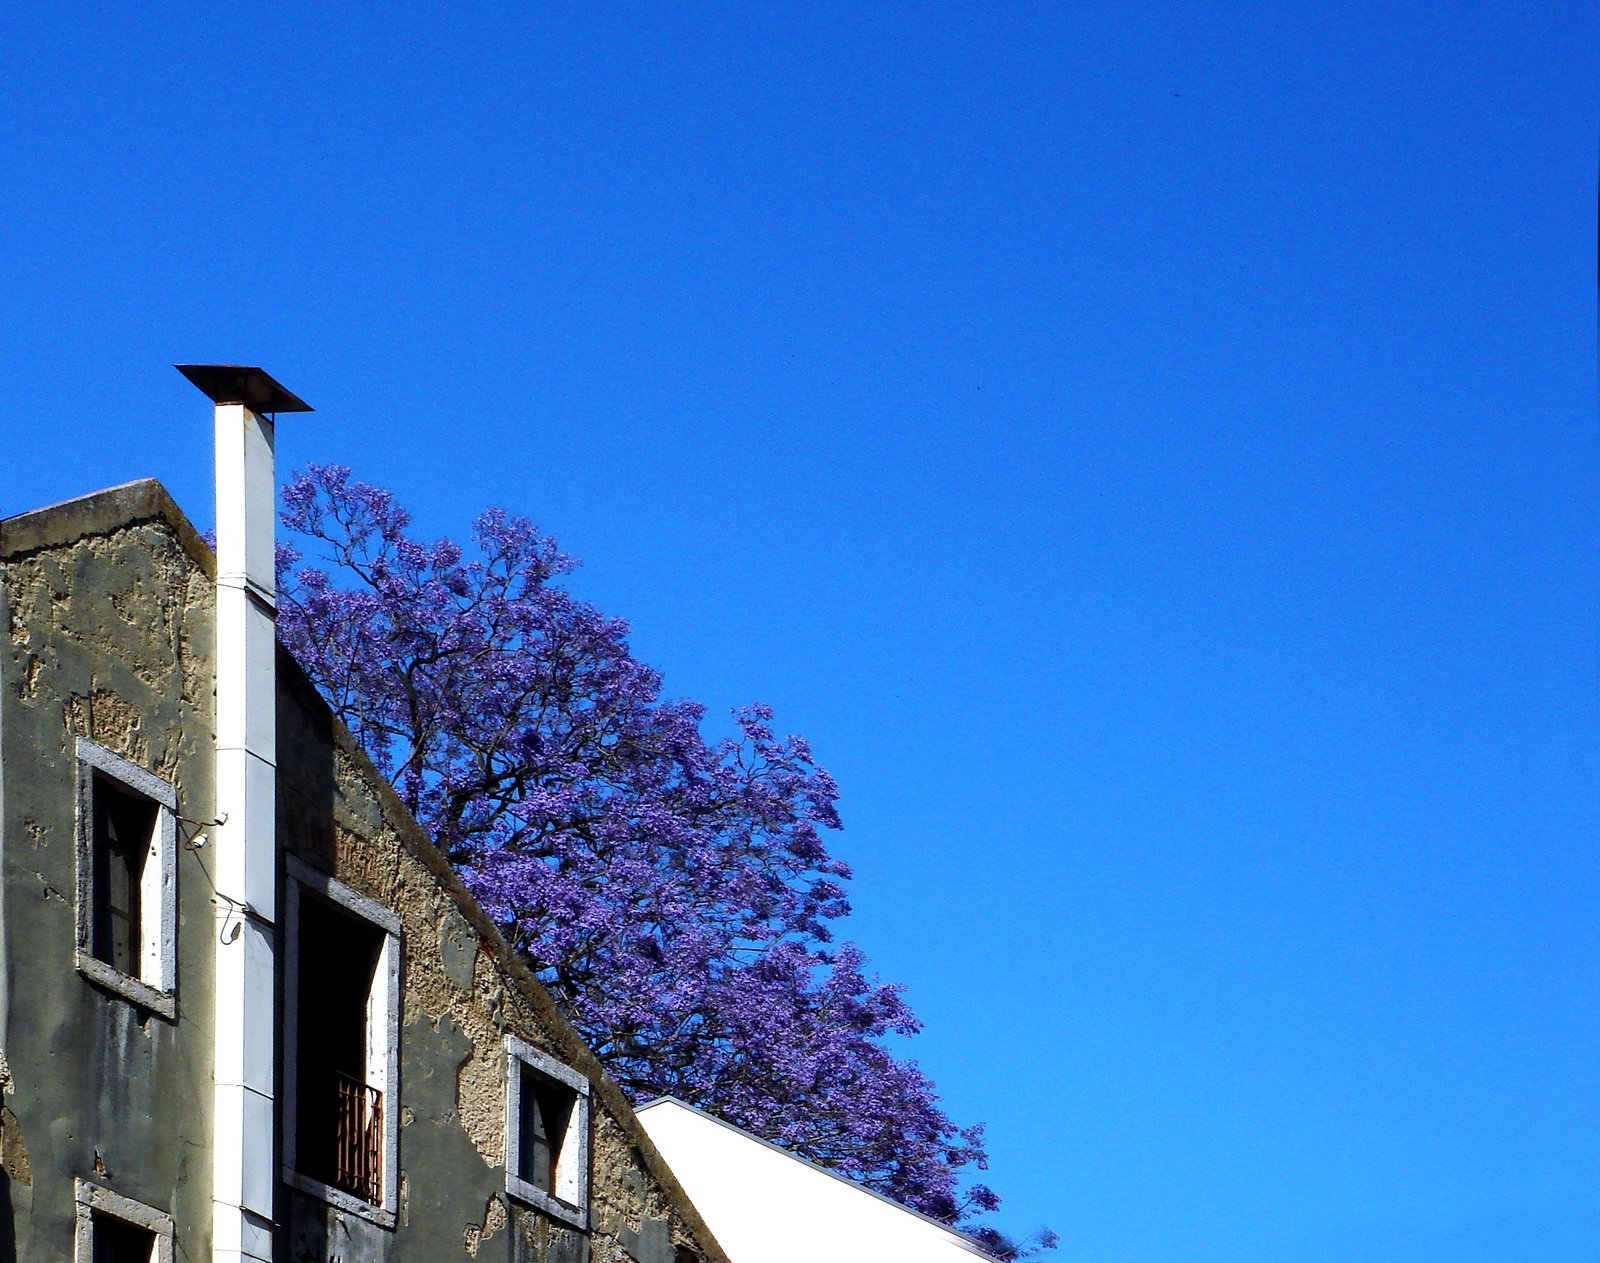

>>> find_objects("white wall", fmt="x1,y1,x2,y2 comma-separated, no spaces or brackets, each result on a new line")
636,1099,988,1263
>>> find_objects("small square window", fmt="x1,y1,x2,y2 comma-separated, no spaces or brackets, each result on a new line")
74,739,178,1018
505,1035,590,1229
74,1180,174,1263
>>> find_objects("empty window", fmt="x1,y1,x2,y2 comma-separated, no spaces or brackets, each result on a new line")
73,1180,174,1263
505,1035,590,1229
518,1061,574,1193
295,894,384,1202
283,856,401,1227
92,1213,155,1263
74,739,177,1018
92,775,156,977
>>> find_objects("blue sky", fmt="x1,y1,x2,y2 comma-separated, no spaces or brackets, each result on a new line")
2,2,1596,1258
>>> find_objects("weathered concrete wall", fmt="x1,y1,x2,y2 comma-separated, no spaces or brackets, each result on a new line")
0,484,219,1263
276,656,727,1263
0,480,729,1263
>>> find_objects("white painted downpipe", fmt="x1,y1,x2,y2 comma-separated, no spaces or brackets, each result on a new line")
211,401,279,1263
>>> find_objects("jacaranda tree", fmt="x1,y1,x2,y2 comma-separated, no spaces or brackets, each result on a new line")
275,465,1052,1257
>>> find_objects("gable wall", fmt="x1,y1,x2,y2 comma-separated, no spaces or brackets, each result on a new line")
0,488,220,1263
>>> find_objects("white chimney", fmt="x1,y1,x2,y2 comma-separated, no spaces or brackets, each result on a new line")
179,365,312,1263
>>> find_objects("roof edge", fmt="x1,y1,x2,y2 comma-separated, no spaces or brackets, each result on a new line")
1,479,216,577
637,1096,991,1255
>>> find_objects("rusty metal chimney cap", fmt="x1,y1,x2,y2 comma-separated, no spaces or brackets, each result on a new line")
175,364,313,414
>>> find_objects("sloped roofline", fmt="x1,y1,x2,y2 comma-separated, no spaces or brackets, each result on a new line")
638,1096,991,1256
1,479,731,1263
1,479,216,573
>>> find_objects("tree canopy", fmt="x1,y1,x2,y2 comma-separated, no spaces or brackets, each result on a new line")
276,464,1048,1255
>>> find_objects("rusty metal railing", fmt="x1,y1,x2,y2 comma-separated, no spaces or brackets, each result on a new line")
333,1072,383,1205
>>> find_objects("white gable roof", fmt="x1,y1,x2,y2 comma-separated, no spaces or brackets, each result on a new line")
637,1097,989,1263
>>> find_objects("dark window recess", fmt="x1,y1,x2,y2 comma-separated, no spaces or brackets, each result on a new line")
518,1063,576,1195
91,1212,156,1263
295,893,384,1204
91,774,157,976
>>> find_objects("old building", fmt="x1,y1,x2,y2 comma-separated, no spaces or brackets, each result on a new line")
0,368,729,1263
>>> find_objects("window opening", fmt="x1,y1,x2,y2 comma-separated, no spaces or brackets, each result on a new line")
74,739,178,1017
283,858,401,1226
74,1180,174,1263
91,1212,155,1263
518,1062,576,1194
91,775,156,977
504,1034,590,1228
295,893,384,1205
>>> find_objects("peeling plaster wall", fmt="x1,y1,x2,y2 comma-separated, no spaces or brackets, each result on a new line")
0,495,218,1263
0,483,726,1263
277,614,725,1263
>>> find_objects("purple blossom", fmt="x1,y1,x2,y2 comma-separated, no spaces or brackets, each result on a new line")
276,464,1046,1251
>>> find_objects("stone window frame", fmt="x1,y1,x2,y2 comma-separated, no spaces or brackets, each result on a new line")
74,1178,176,1263
73,737,179,1020
504,1033,591,1230
281,854,403,1230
